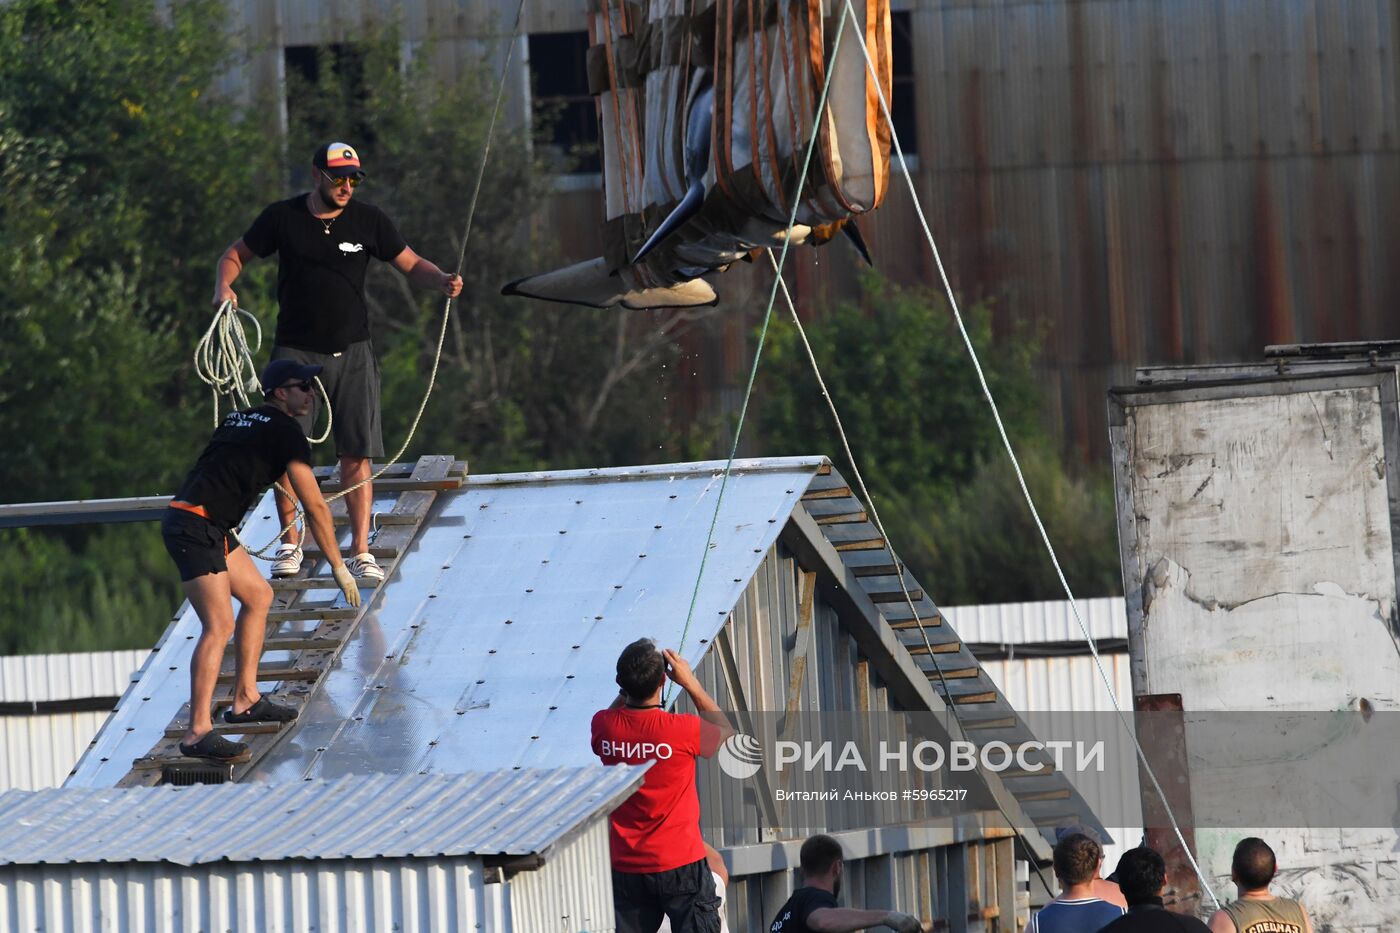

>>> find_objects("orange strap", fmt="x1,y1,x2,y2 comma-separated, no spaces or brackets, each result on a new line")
169,500,209,519
169,500,226,555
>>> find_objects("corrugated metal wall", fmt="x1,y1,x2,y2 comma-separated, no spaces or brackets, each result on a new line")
0,712,113,792
0,857,508,933
0,651,145,792
510,821,616,933
0,826,613,932
0,651,147,703
965,600,1142,874
215,0,1400,457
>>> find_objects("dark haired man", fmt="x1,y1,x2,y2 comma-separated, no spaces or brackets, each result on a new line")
163,359,360,761
768,834,920,933
1207,839,1312,933
591,638,732,933
1053,824,1126,908
1098,848,1211,933
212,141,462,586
1029,833,1125,933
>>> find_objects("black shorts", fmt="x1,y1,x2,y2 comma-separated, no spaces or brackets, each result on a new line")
271,340,383,459
613,858,721,933
161,509,241,581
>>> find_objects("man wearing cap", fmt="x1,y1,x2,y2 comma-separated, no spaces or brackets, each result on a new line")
162,359,361,761
211,142,463,584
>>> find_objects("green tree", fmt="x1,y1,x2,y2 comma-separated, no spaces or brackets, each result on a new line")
0,0,278,501
757,273,1122,603
0,0,279,651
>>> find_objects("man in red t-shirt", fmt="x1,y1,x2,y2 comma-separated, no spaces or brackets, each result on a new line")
592,638,732,933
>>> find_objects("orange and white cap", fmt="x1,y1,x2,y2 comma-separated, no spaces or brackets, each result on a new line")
312,142,365,178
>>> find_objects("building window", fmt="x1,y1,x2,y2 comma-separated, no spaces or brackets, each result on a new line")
890,11,917,156
284,44,374,146
529,31,600,174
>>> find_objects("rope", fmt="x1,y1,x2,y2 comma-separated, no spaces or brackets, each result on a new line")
666,6,855,705
197,301,333,443
763,250,1053,897
194,301,259,420
836,0,1219,907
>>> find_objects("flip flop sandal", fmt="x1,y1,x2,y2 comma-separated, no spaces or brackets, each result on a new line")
178,732,249,762
224,696,298,724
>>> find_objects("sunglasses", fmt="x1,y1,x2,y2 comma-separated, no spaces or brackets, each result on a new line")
320,169,362,189
280,381,315,393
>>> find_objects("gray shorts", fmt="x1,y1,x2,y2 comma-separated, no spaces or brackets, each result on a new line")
271,341,384,459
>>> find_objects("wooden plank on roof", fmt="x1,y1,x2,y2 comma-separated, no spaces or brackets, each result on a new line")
822,524,887,550
900,638,961,655
859,574,925,603
265,606,359,624
271,576,380,592
215,666,319,684
801,472,852,499
838,549,903,577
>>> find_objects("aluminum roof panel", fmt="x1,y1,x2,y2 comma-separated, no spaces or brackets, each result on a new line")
0,765,646,866
67,458,824,787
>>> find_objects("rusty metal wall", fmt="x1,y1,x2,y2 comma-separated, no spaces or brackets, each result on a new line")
704,0,1400,458
219,0,1400,457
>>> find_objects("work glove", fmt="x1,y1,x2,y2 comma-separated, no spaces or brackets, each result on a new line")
885,912,921,933
332,563,362,608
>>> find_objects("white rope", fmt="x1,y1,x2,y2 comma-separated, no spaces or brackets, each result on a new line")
195,300,332,442
837,0,1219,908
765,251,1053,897
194,300,261,420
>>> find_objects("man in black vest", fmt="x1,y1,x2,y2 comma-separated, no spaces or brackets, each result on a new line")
212,142,462,585
163,359,361,761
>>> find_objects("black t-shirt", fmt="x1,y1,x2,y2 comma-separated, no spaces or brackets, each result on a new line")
770,886,839,933
173,406,312,531
1099,903,1214,933
241,195,407,353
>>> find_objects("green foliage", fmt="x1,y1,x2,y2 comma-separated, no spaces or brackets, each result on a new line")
758,274,1122,603
0,526,177,654
0,0,274,653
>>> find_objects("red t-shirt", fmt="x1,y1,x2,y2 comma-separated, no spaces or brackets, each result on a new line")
591,708,722,873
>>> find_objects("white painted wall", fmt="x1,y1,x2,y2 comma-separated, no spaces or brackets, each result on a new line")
1112,374,1400,928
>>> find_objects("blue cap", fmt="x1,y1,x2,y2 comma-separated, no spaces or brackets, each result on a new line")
260,359,324,395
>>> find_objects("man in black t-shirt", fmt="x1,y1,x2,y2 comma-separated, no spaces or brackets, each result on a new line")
769,835,920,933
162,359,361,761
1097,848,1214,933
212,142,462,585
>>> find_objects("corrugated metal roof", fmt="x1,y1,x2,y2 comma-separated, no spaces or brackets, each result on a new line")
0,650,148,703
940,597,1127,646
0,765,646,867
68,457,825,787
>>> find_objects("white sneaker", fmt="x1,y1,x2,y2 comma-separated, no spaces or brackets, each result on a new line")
346,552,385,582
271,544,303,578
